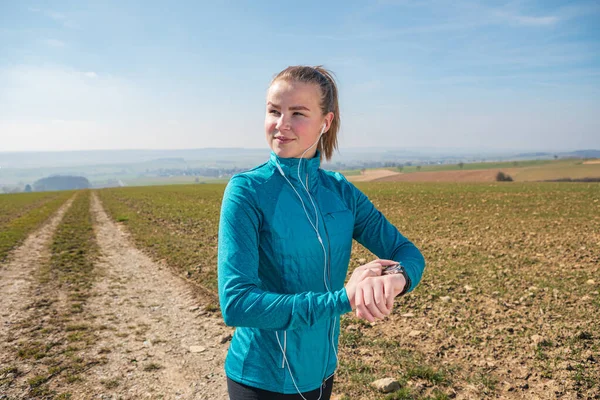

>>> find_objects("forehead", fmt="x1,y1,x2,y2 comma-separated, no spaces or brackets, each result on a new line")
267,80,321,107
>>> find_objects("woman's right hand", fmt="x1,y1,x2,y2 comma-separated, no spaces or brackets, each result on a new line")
345,259,398,313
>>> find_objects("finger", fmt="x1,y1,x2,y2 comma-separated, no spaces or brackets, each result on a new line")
355,282,363,310
373,279,390,316
365,262,382,270
364,266,382,276
358,303,375,323
356,307,372,322
355,262,379,274
359,269,378,282
371,259,399,266
356,287,376,323
356,308,363,319
383,277,395,311
363,284,385,320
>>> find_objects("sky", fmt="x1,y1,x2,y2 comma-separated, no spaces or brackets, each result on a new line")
1,0,599,153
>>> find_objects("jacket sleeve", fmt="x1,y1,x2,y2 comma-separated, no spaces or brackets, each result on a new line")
218,176,352,330
347,180,425,293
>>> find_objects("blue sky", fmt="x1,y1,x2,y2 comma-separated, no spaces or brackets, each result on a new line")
1,0,599,152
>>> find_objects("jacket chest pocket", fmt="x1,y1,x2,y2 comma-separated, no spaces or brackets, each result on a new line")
323,208,354,240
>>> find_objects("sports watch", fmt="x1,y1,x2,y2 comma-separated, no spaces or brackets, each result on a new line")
382,262,411,297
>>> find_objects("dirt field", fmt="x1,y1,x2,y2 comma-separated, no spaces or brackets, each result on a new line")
347,169,402,182
2,182,599,399
372,168,520,183
0,193,230,399
351,160,600,183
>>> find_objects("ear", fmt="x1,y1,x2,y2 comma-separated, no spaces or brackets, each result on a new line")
322,112,334,133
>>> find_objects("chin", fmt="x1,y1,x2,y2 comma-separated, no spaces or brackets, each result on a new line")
273,149,298,158
271,143,299,158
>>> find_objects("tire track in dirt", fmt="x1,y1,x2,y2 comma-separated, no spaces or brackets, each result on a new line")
0,195,76,360
78,193,230,399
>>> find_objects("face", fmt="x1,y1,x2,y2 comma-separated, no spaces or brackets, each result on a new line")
265,79,332,159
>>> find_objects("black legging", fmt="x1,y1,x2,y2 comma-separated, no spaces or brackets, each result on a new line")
227,375,334,400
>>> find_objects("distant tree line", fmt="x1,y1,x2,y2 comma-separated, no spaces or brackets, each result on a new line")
34,175,90,191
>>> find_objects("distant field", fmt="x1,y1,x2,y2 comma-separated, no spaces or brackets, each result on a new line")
121,176,229,186
96,181,600,398
346,158,600,183
511,161,600,181
401,158,554,173
348,168,403,182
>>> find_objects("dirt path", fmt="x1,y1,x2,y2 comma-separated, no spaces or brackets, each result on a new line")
0,196,75,357
79,193,230,399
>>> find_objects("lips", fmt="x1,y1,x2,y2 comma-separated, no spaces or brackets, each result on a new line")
275,136,294,143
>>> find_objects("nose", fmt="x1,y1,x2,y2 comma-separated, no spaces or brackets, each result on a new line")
275,113,290,131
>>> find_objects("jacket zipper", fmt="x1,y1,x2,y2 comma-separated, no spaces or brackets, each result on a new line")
307,171,335,378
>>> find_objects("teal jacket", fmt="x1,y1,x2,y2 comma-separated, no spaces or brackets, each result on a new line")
218,150,425,394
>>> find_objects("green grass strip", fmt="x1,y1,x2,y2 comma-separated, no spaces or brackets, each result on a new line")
15,190,100,397
42,190,98,289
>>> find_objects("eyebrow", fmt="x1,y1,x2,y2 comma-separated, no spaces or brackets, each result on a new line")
267,102,311,112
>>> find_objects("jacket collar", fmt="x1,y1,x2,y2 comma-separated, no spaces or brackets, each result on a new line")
269,150,321,189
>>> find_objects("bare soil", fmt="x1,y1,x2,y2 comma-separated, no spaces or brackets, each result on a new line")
71,193,230,399
374,168,520,183
0,194,231,399
347,169,402,182
0,196,75,363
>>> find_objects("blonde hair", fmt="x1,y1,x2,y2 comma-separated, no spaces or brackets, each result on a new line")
270,65,340,162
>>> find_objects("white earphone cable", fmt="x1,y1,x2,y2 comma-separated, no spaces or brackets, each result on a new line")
273,124,339,397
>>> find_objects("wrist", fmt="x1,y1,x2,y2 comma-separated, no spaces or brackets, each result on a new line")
389,274,407,297
382,262,410,296
344,286,356,310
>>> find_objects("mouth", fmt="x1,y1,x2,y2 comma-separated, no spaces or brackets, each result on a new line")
275,136,295,144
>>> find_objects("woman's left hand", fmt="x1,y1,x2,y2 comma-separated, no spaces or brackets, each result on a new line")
355,274,406,322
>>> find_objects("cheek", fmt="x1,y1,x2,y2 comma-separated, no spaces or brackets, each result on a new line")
293,119,313,136
264,117,276,132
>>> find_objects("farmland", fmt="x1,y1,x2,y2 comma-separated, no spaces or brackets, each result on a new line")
97,181,600,398
1,181,599,399
347,158,600,184
0,191,73,262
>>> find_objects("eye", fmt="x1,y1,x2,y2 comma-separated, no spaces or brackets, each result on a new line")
293,112,305,116
269,109,280,116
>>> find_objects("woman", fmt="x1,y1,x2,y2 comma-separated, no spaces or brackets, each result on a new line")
218,66,426,400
